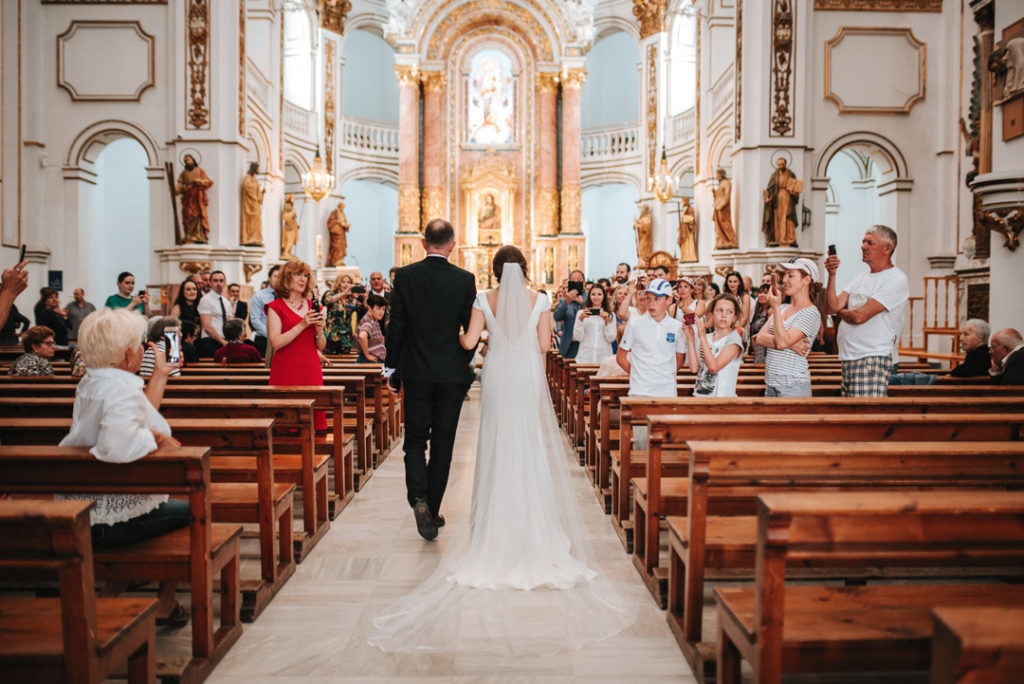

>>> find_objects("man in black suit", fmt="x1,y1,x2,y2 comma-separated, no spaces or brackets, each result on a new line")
384,219,477,540
227,283,248,323
989,328,1024,385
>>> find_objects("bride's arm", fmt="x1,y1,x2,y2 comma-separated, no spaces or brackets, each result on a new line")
536,308,552,353
460,308,486,350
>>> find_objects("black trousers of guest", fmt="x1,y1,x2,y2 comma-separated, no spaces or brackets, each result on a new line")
401,379,469,518
252,335,268,358
196,337,221,359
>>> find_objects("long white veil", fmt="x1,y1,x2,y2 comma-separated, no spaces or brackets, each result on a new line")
367,262,638,656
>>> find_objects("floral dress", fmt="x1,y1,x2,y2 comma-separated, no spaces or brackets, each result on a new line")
321,292,356,355
9,353,53,376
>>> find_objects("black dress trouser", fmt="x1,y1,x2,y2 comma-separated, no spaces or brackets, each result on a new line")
401,379,469,517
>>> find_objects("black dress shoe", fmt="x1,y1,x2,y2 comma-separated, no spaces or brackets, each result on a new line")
413,498,437,540
433,514,445,528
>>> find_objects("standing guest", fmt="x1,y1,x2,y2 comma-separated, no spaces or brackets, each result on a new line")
651,265,670,280
755,259,820,397
616,279,687,398
196,270,232,358
9,325,56,376
170,278,201,331
227,283,248,322
672,276,706,322
742,275,754,294
825,226,909,397
214,319,262,365
723,271,751,331
35,288,69,347
572,283,616,364
356,294,388,364
989,328,1024,385
138,317,183,378
684,294,744,397
199,271,211,294
0,260,29,334
266,260,328,430
748,273,775,363
553,270,586,359
611,284,632,348
388,267,399,288
614,262,631,285
180,321,199,363
249,265,280,358
57,308,187,627
65,288,96,342
321,273,357,355
369,271,390,300
104,272,149,314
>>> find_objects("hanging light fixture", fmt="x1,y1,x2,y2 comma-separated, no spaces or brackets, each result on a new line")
302,148,334,201
649,146,677,203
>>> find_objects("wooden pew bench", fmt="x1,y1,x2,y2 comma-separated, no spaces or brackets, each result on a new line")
0,446,242,683
715,491,1024,684
662,440,1024,682
930,606,1024,684
0,500,158,684
634,412,1024,606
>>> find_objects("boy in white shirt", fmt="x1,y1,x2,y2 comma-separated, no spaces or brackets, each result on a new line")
616,278,686,397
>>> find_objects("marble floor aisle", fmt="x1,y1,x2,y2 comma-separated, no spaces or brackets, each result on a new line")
208,386,695,683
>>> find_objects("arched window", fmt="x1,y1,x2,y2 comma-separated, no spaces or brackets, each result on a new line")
669,14,696,115
284,6,315,109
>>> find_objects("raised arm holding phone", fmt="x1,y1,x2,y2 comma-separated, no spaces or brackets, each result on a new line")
0,248,30,333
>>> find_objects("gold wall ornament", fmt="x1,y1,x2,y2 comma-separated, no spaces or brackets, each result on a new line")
179,261,212,275
536,188,559,234
394,65,420,87
813,0,941,9
735,0,743,140
561,68,587,90
770,0,795,137
324,40,337,173
401,243,414,266
567,244,580,273
978,207,1024,251
536,72,559,94
425,0,554,62
421,185,444,228
186,0,211,130
318,0,351,34
420,70,446,93
398,183,421,232
560,183,581,232
238,0,246,136
242,263,262,284
632,0,666,39
646,44,658,178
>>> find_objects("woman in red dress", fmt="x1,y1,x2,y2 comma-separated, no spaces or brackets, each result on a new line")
266,259,329,430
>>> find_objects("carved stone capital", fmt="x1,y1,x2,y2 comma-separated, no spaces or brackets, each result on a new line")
536,72,560,95
394,65,420,88
560,68,587,90
420,70,446,93
318,0,351,34
632,0,666,39
179,261,212,275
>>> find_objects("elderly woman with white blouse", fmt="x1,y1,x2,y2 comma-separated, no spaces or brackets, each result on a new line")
572,283,617,364
58,308,188,626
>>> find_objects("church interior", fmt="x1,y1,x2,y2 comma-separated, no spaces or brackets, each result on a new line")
2,0,1024,682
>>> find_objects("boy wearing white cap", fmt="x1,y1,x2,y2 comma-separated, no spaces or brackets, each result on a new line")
616,278,687,397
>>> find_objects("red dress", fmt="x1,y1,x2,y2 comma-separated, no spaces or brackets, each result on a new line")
267,298,328,430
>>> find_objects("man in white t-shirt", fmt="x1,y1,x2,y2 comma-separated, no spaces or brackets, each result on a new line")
197,270,233,358
615,278,686,397
824,225,909,397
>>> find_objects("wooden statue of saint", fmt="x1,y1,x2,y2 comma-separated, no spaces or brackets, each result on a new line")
176,154,214,244
326,200,350,266
280,194,300,261
240,162,266,246
712,169,738,249
677,196,698,262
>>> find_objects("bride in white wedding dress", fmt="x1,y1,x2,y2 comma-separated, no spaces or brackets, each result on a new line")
368,246,637,656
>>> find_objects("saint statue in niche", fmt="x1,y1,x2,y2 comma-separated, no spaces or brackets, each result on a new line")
677,196,698,262
240,162,265,246
326,200,350,266
280,194,300,261
468,50,514,145
634,204,653,267
713,169,738,249
478,193,501,244
176,154,214,244
762,158,802,247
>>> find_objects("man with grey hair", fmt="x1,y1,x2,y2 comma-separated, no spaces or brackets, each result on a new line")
989,328,1024,385
825,225,909,396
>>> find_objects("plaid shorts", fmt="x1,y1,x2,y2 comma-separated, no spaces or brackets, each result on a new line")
841,356,892,397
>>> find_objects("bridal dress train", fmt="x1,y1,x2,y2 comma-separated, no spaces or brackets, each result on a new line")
368,264,637,656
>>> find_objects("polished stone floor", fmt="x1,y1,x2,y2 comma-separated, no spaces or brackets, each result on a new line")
207,386,695,683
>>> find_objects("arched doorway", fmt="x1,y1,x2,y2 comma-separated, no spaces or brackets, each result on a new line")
92,138,150,299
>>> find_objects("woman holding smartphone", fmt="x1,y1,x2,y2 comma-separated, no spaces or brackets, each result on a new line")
672,276,705,323
572,283,616,363
753,258,821,397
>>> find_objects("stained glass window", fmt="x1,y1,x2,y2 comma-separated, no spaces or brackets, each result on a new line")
467,49,515,145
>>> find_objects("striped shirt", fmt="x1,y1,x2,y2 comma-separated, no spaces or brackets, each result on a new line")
138,340,182,378
764,304,820,388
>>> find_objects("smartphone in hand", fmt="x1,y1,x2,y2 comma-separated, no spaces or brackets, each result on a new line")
164,330,181,364
17,244,26,264
827,244,837,256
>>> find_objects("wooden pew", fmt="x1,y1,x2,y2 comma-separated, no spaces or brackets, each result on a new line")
715,491,1024,684
611,395,1024,552
0,445,243,683
930,606,1024,684
663,440,1024,682
0,500,157,684
634,412,1024,606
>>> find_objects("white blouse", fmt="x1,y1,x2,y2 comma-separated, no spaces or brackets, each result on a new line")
572,310,617,364
59,367,172,525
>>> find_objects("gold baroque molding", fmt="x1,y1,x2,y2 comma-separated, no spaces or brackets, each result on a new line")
398,183,421,232
242,263,262,283
324,40,337,173
318,0,351,34
814,0,941,10
632,0,666,39
179,261,211,274
426,0,554,62
394,65,419,88
735,0,743,140
536,72,559,94
238,0,245,136
824,26,926,114
421,185,444,228
646,44,658,178
56,21,155,102
186,0,211,129
420,70,446,93
536,187,559,234
561,68,586,90
979,207,1024,251
560,184,581,232
770,0,795,137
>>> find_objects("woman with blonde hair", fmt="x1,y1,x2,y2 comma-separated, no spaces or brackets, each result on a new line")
320,272,357,354
266,260,328,429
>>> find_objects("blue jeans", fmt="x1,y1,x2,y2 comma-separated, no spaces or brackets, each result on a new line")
765,380,812,397
888,369,937,385
91,499,190,548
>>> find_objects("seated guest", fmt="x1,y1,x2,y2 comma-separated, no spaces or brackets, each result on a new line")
356,294,388,364
0,303,29,345
180,320,200,363
950,319,991,377
214,318,262,365
138,317,182,378
35,287,69,347
9,325,56,376
58,308,187,626
989,328,1024,385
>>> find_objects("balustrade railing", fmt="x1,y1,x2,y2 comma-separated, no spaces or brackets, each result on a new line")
668,107,695,147
283,101,315,138
581,124,641,160
340,117,400,155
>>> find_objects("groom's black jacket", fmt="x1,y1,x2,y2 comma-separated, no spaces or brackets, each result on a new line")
385,255,477,389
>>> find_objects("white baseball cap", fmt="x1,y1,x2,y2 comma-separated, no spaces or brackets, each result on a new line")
778,257,819,280
645,278,673,298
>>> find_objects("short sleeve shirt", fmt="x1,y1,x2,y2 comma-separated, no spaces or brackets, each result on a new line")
198,290,233,334
765,304,821,387
618,313,685,397
837,266,909,360
693,329,743,397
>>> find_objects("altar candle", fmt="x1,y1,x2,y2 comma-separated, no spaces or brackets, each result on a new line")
316,234,323,265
